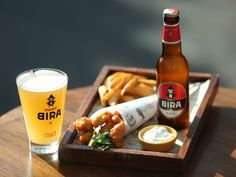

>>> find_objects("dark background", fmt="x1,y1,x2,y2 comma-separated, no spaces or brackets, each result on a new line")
1,0,236,115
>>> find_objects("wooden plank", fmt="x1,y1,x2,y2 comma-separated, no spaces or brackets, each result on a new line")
59,143,182,172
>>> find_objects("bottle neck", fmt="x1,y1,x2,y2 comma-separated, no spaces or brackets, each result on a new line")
161,23,182,56
162,42,182,56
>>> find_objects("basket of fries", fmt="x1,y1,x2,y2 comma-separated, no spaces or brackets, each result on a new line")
98,72,156,107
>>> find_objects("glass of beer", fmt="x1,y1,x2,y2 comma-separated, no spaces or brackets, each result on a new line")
16,68,68,155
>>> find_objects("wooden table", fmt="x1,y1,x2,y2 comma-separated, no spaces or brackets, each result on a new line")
0,86,236,177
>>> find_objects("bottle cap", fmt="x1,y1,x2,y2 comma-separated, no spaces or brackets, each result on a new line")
163,8,179,18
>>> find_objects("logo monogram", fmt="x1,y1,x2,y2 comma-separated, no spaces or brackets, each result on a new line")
47,95,55,107
37,94,61,120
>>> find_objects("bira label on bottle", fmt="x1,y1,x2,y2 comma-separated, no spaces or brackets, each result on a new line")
157,82,186,119
162,24,181,44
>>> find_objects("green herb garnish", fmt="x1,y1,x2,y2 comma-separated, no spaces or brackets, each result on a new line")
88,131,113,151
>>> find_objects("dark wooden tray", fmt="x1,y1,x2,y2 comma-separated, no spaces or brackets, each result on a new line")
59,65,219,173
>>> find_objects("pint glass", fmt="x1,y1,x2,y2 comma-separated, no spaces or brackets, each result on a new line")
16,68,68,154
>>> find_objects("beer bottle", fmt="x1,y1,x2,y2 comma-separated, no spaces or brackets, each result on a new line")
156,8,189,129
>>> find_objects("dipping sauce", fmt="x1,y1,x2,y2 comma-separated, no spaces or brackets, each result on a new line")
142,126,174,143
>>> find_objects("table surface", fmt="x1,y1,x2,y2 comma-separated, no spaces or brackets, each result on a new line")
0,86,236,177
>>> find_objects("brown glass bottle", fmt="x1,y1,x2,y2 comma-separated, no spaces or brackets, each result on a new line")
156,8,189,129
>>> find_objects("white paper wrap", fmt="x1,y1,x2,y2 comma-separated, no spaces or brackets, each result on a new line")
90,95,157,135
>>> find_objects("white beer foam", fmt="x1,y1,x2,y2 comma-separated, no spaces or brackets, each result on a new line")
17,69,67,92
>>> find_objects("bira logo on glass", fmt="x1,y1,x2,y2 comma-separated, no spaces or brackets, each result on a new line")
158,83,186,119
37,94,61,120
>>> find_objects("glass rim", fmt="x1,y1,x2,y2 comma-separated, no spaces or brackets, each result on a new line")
16,68,68,91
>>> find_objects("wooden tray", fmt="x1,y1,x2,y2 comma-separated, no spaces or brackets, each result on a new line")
59,65,219,173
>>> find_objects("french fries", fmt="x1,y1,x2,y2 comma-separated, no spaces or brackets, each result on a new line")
121,77,137,96
98,85,107,107
126,83,153,97
108,89,121,106
98,72,156,107
138,78,156,86
119,95,135,102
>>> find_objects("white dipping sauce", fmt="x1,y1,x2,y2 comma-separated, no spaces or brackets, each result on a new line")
142,126,173,143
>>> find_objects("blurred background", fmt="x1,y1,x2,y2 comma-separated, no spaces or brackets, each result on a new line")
0,0,236,115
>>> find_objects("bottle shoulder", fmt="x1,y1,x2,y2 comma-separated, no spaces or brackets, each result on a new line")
156,54,189,72
157,54,188,65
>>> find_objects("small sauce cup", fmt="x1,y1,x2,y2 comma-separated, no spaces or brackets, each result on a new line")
138,125,177,152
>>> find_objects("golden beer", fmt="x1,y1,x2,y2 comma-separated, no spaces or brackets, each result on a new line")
16,68,67,154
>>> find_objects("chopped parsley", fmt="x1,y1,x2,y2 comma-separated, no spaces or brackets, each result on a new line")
88,131,113,151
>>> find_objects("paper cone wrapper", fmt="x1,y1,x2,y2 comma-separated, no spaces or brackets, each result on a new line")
90,94,157,135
